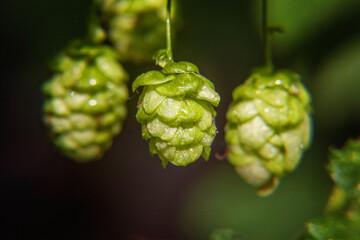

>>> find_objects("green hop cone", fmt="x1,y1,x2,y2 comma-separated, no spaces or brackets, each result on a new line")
103,0,179,62
225,68,312,195
42,41,129,162
132,61,220,167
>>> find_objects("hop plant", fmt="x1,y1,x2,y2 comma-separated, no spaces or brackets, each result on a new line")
225,67,312,195
306,139,360,240
327,139,360,202
132,61,220,167
42,41,129,162
101,0,179,62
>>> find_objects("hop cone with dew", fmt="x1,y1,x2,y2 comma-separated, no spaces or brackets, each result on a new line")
133,61,220,167
42,41,129,162
225,68,312,195
101,0,179,62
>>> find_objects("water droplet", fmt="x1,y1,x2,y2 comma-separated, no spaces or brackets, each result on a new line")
299,144,305,150
264,107,270,113
70,91,75,96
88,99,97,106
89,78,96,85
275,79,282,85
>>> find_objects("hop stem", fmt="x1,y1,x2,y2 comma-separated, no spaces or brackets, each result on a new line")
166,0,173,61
263,0,273,72
85,0,106,44
154,0,174,67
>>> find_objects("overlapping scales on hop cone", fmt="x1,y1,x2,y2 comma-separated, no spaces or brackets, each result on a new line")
225,68,312,196
133,61,220,167
42,41,129,162
101,0,179,62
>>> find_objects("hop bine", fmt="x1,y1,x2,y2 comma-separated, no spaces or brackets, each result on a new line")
225,67,312,195
42,41,129,162
133,61,220,167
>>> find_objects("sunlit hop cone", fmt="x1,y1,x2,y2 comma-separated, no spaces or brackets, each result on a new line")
133,61,220,167
102,0,179,62
42,41,129,162
225,68,312,195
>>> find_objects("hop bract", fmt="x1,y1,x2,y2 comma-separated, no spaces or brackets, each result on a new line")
101,0,179,62
225,68,312,195
133,61,220,167
42,41,129,162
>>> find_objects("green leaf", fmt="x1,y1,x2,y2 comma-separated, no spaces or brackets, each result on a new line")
226,101,258,124
156,97,182,122
169,126,205,147
258,88,288,107
328,139,360,198
75,67,108,92
232,83,257,101
132,71,174,92
192,83,221,107
209,228,245,240
95,54,128,83
155,73,203,97
142,86,167,115
176,99,204,123
162,61,199,74
172,144,203,166
136,106,153,122
306,215,359,240
42,77,66,97
202,146,211,161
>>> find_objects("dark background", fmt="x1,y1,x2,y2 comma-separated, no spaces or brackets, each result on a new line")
2,0,360,239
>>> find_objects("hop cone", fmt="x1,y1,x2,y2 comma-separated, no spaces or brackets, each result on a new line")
225,68,312,195
103,0,179,62
42,41,129,162
133,61,220,167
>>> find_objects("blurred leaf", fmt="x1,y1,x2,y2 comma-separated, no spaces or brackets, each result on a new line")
328,139,360,199
306,203,360,240
209,228,245,240
306,139,360,240
305,215,355,240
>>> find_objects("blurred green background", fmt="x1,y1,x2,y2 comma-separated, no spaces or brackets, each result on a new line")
2,0,360,239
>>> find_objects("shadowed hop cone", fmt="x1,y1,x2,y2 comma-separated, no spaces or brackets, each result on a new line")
42,42,129,162
133,61,220,167
101,0,179,62
225,68,313,195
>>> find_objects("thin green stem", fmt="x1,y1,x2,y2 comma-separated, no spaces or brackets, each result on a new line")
263,0,273,72
166,0,173,61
